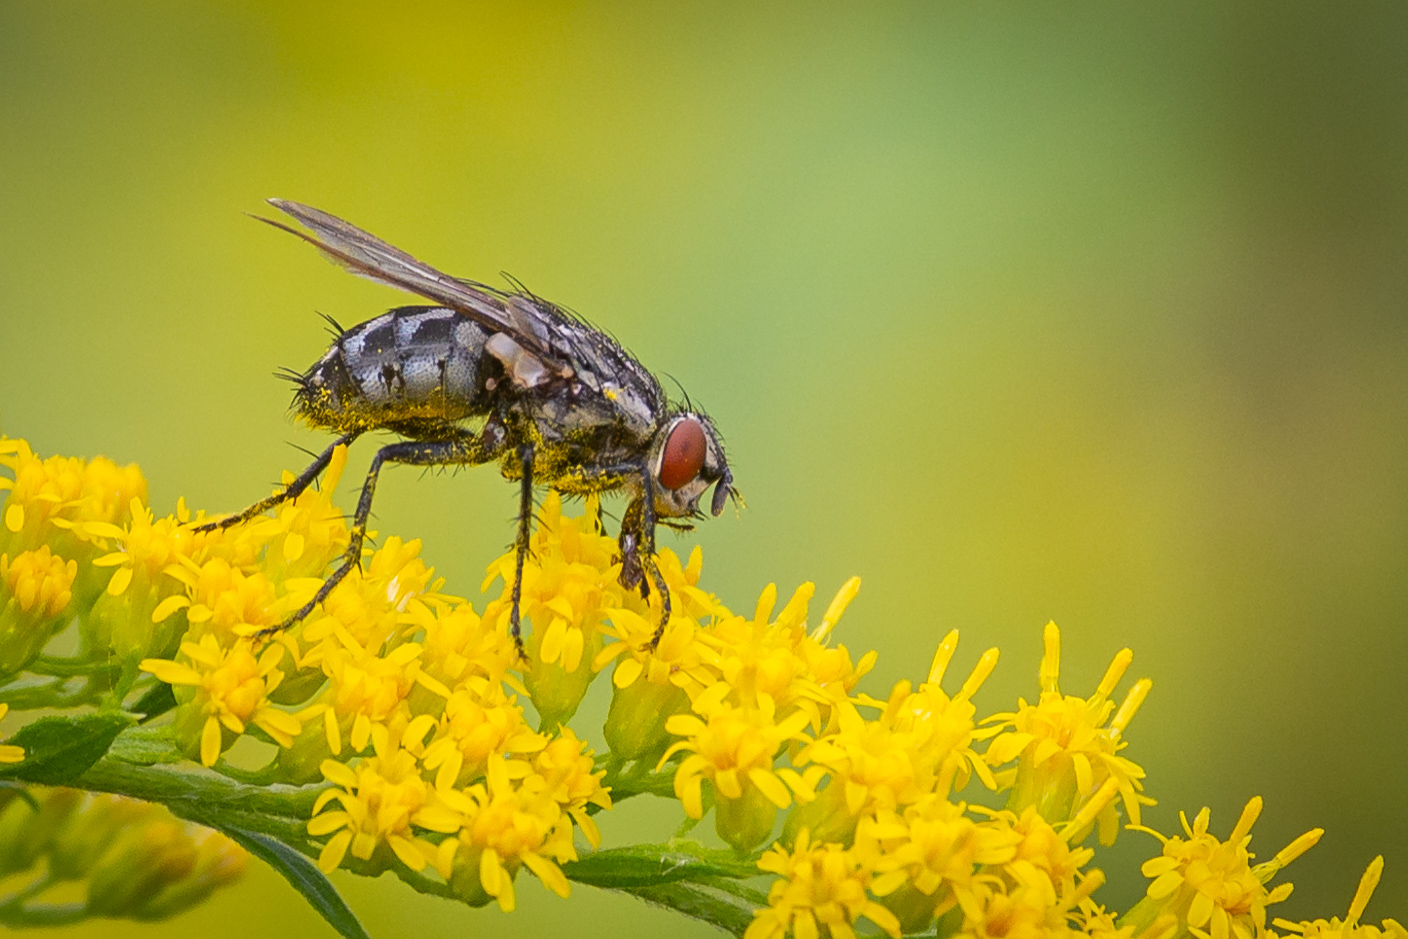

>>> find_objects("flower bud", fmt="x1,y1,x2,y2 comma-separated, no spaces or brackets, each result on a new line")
0,786,82,876
133,830,247,920
604,675,690,764
0,547,77,678
48,793,154,880
86,819,198,917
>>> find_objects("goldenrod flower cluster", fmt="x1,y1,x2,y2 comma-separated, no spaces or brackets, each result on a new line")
1,431,1402,938
0,785,246,924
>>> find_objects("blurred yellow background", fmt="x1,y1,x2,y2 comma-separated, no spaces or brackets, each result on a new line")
2,3,1406,935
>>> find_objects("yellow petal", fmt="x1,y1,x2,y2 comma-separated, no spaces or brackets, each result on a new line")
561,626,584,672
106,566,133,596
140,659,203,685
320,759,358,788
541,616,568,665
748,768,793,809
613,656,643,688
480,848,503,895
522,852,570,898
307,812,349,836
283,532,306,562
4,503,23,532
318,830,353,873
200,716,223,766
151,594,191,624
388,836,427,872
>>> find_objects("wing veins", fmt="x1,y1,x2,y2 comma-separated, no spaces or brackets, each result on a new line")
260,199,564,364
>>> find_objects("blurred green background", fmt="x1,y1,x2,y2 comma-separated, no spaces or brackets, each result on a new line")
3,2,1407,935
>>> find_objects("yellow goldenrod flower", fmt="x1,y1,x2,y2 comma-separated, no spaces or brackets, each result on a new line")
951,874,1096,939
420,684,546,790
0,436,146,569
309,737,440,875
140,634,303,766
787,632,1000,846
747,827,903,939
699,580,873,732
1273,857,1408,939
415,754,578,912
317,635,451,744
295,536,443,660
998,805,1097,904
0,702,23,763
1078,898,1179,939
181,558,281,642
524,725,612,847
1123,797,1323,939
0,545,78,676
414,600,517,692
662,685,817,852
985,621,1153,844
597,606,707,764
865,794,1023,934
482,492,624,728
85,498,213,662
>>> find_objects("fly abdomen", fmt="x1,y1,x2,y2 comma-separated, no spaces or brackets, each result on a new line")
296,305,494,431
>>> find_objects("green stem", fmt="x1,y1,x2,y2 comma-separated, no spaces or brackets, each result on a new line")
600,767,677,805
0,902,89,928
76,757,328,820
628,881,758,938
0,871,55,911
0,678,103,709
29,654,121,679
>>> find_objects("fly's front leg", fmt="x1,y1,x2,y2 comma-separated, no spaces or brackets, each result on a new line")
509,444,534,661
194,431,361,533
258,431,495,639
571,459,671,649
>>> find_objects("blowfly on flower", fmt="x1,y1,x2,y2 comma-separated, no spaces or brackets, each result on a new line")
196,200,739,655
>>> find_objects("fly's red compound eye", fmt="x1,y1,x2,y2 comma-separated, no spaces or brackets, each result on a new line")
659,418,707,490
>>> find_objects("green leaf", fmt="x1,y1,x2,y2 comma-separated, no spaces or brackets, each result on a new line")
0,713,133,784
564,843,759,888
212,825,371,939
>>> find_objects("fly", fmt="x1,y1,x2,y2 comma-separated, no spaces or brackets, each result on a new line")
197,200,737,655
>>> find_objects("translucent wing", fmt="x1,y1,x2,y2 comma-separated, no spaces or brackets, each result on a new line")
260,199,564,366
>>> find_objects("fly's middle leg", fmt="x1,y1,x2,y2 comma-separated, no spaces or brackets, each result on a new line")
194,431,361,533
258,430,497,639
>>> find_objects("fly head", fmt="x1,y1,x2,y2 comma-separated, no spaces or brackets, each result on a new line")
648,412,734,519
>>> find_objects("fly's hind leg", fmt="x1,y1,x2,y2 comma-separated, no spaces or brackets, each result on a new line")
258,430,497,639
193,431,361,533
508,444,534,661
